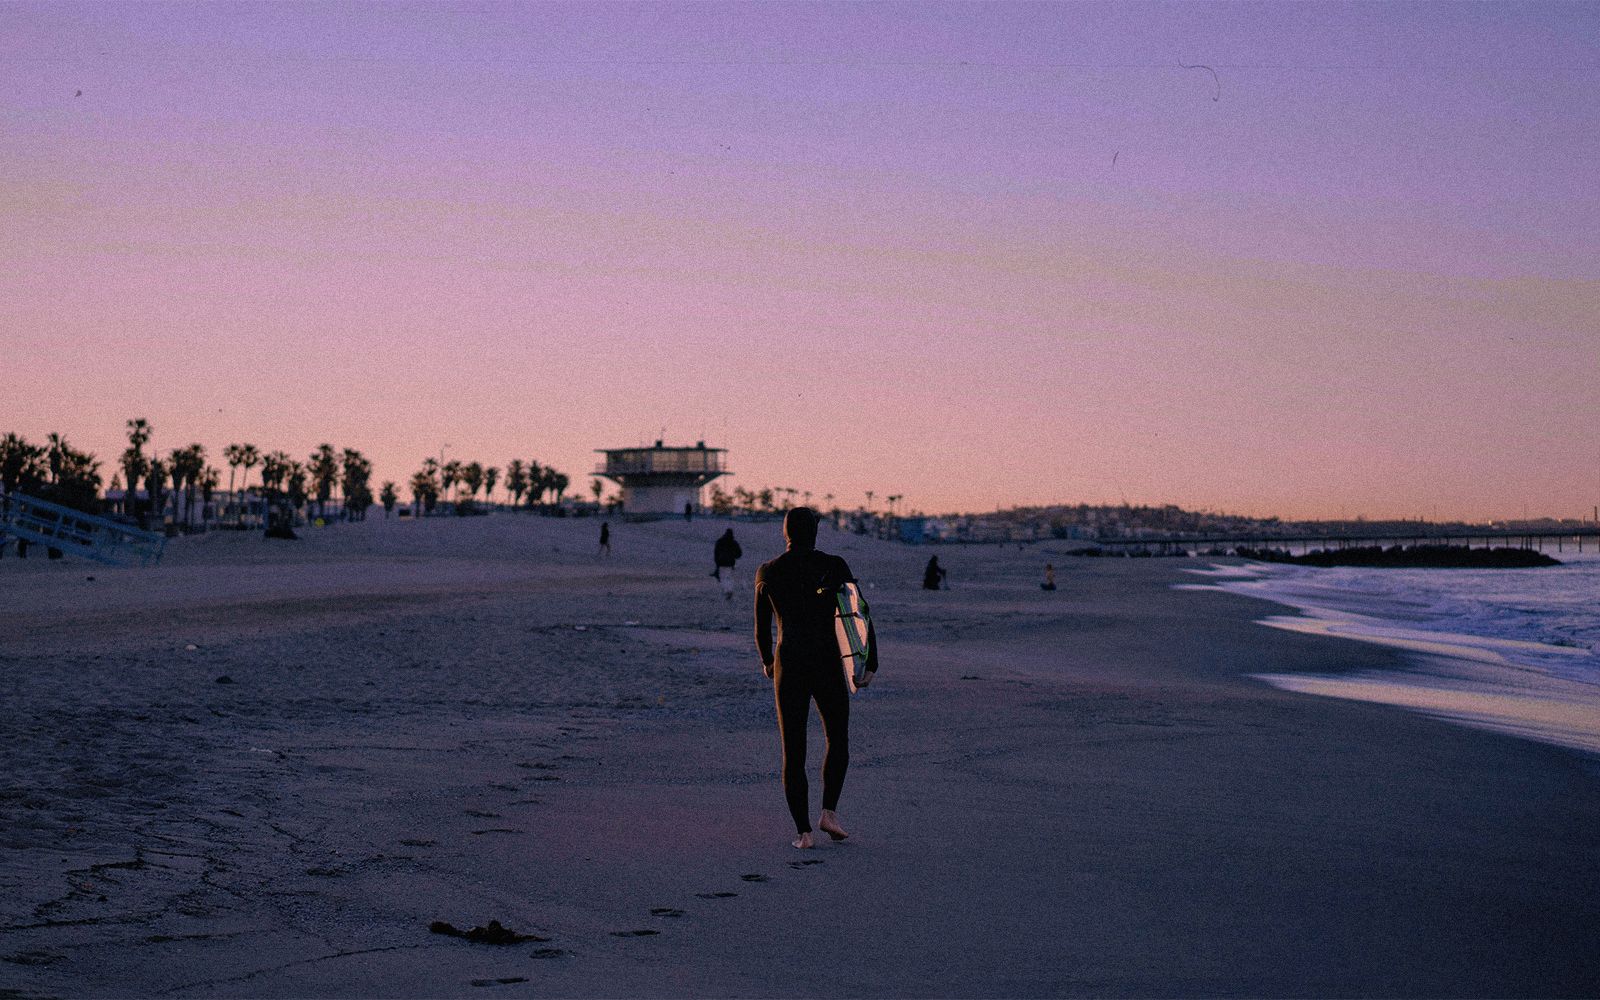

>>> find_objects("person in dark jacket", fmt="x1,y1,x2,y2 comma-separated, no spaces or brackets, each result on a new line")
755,507,875,848
922,555,947,590
712,528,742,600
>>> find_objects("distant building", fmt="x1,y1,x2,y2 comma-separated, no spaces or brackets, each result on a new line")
594,440,730,518
897,517,929,544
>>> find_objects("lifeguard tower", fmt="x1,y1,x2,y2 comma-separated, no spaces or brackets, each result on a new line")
595,440,729,518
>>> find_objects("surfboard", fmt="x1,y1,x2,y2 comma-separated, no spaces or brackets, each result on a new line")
834,581,873,693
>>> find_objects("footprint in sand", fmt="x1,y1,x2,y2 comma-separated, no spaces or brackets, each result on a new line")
530,946,571,958
649,907,684,917
463,810,501,819
786,859,825,869
694,891,737,899
399,838,435,847
609,929,660,937
470,977,529,986
740,873,767,882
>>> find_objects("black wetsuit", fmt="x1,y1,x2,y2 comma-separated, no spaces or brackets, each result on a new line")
713,530,741,577
754,545,859,834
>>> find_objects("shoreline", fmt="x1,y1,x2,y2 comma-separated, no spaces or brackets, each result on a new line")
1180,561,1600,761
4,518,1599,997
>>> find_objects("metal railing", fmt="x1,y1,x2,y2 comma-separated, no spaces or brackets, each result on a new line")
0,491,166,566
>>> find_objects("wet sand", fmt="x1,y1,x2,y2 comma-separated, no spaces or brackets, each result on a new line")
3,516,1598,997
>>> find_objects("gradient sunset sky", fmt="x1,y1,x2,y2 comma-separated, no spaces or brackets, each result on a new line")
4,1,1597,520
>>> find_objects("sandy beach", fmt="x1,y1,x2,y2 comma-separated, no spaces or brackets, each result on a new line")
3,515,1598,998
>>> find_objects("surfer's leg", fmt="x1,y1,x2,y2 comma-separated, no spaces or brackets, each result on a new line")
775,673,813,835
814,678,850,834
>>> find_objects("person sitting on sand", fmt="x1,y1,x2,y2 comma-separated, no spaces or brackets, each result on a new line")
712,527,742,601
922,555,947,591
755,507,874,849
598,520,610,556
1041,563,1056,591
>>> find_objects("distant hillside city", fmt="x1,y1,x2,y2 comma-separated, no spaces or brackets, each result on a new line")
875,504,1597,546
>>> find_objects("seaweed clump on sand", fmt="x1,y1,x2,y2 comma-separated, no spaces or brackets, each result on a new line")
429,920,549,944
1235,545,1560,568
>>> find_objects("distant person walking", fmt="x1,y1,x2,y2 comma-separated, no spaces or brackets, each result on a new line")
712,527,742,601
922,555,947,591
684,501,694,522
1041,563,1057,591
598,520,611,557
755,507,875,849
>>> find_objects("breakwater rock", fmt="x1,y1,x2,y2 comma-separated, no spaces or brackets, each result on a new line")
1236,545,1561,568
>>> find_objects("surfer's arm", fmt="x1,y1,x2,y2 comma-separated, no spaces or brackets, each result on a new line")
754,575,775,669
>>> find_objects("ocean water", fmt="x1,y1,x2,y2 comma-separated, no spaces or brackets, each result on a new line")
1178,555,1600,756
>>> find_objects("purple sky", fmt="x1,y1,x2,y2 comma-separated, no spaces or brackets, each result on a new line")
4,1,1597,519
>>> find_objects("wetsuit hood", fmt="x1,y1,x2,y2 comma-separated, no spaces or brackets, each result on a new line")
783,507,818,550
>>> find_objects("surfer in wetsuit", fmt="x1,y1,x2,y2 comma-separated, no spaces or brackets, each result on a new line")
755,507,874,849
598,520,610,556
922,555,946,590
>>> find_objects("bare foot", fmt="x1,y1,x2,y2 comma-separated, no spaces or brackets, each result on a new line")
792,831,814,849
818,809,848,841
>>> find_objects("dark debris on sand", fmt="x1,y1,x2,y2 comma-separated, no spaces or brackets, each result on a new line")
429,920,549,944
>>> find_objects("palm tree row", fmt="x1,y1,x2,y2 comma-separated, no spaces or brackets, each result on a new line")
707,484,835,518
409,457,572,515
7,418,597,531
1,431,103,513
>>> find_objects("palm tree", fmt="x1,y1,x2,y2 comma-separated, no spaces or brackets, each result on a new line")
238,444,259,492
506,460,526,510
550,471,569,506
484,466,499,507
410,469,437,515
865,490,874,512
341,449,374,520
46,433,67,485
167,445,204,530
123,418,152,522
441,460,462,505
309,444,338,521
237,444,260,525
259,451,288,530
223,444,243,520
536,468,558,510
590,478,603,506
285,460,309,520
146,458,169,527
524,460,543,510
200,466,220,526
1,432,47,496
460,462,484,506
379,481,398,517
